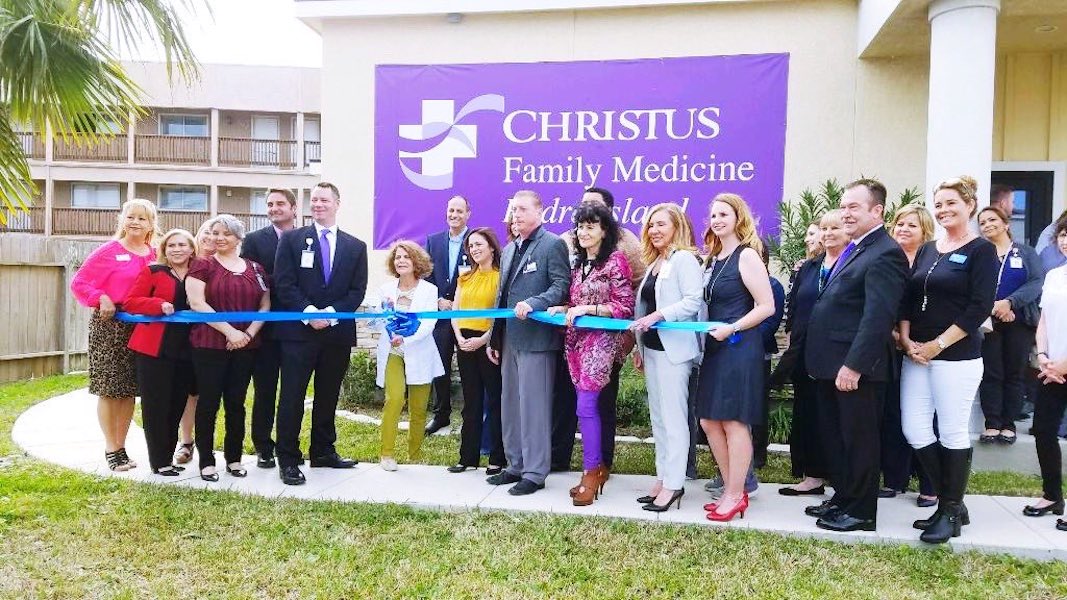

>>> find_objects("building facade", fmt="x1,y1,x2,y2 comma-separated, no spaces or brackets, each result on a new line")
3,61,322,238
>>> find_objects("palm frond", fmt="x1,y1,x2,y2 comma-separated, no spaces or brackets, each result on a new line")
0,106,36,223
79,0,203,84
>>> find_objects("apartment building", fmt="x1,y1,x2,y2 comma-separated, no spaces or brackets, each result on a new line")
3,61,322,238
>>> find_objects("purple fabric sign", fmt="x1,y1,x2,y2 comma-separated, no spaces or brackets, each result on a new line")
374,54,789,249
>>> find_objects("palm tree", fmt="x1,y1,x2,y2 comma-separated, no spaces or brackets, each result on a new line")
0,0,202,224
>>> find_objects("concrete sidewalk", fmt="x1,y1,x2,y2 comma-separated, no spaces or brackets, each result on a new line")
11,389,1067,562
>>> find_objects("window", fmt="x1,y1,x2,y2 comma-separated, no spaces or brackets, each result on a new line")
71,183,120,209
250,189,269,214
159,114,208,137
159,186,208,211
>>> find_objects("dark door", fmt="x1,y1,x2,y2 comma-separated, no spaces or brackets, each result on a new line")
991,170,1055,247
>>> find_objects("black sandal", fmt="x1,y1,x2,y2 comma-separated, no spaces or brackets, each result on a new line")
116,448,137,469
105,450,131,472
226,464,247,478
155,466,181,477
200,468,219,482
447,464,472,473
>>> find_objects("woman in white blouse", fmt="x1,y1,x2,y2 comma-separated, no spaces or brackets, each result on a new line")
374,240,445,471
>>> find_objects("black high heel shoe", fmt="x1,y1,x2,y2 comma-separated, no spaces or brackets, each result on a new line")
200,468,219,482
642,489,684,512
1023,499,1065,517
226,463,247,478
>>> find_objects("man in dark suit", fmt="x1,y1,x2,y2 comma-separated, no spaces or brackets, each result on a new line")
240,188,297,469
423,195,471,435
803,178,908,532
273,181,368,485
486,190,570,496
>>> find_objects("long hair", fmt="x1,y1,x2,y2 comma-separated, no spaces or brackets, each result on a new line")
639,202,698,265
572,201,620,268
703,193,763,262
460,227,502,282
114,198,159,245
155,228,198,268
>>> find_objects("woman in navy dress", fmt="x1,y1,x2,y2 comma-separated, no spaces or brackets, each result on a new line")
696,193,776,522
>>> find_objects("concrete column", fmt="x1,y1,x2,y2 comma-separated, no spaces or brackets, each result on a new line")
127,181,136,202
296,187,305,224
210,108,220,167
44,121,53,163
296,112,306,170
925,0,1000,208
210,184,219,217
127,109,136,164
43,176,54,236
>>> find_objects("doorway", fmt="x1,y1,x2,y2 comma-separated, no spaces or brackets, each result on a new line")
991,169,1056,247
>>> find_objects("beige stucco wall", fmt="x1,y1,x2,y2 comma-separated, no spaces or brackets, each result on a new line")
994,51,1067,163
316,0,930,287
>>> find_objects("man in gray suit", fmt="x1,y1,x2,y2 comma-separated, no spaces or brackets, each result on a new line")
487,190,571,495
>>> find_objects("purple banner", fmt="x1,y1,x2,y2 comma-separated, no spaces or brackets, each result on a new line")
374,54,789,249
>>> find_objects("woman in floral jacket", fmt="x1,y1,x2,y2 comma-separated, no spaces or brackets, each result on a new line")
549,201,635,507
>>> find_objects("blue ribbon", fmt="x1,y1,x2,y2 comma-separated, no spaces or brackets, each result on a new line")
116,308,733,335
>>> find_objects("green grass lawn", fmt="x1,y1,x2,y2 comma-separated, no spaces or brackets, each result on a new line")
1,374,1065,599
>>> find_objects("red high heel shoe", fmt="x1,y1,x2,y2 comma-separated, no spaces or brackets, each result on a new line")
706,493,749,522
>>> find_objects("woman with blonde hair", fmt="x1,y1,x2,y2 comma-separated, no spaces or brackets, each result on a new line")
125,229,198,475
695,194,775,521
891,205,936,266
70,198,159,471
374,240,445,471
629,203,703,512
900,176,997,543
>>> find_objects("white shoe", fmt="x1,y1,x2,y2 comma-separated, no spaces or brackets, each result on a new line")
381,457,398,472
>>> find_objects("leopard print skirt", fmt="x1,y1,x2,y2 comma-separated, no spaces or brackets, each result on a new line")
88,312,138,398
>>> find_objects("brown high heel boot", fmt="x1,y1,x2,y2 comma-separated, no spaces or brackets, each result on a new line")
572,470,601,506
570,465,609,497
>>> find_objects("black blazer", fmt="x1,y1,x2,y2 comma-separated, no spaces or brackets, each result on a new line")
272,224,368,345
242,225,283,310
804,227,908,382
425,229,469,301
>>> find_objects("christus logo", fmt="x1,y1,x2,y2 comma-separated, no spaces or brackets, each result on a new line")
398,95,505,190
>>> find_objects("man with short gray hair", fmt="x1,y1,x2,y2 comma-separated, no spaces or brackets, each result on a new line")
486,190,570,495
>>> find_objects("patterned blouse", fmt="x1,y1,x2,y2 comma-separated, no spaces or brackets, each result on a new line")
564,250,635,391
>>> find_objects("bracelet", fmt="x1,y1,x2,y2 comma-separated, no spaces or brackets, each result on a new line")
731,323,741,335
1037,351,1049,358
935,337,946,350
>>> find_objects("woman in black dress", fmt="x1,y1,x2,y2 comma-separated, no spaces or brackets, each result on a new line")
696,193,776,522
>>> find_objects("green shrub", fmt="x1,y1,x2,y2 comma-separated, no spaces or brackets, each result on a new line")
616,361,650,428
767,401,792,445
339,350,382,411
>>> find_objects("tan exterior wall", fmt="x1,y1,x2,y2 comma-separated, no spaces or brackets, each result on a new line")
317,0,932,286
219,187,255,213
994,51,1067,163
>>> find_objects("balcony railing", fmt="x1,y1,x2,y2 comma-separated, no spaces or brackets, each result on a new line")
305,141,321,165
17,132,45,160
134,134,211,165
0,206,45,234
219,137,297,170
230,213,271,232
52,208,120,236
53,135,127,162
159,210,211,234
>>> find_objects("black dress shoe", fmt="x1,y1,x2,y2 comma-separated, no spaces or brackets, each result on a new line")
280,465,306,485
310,454,357,468
805,500,840,518
487,471,522,486
816,513,876,532
878,487,899,499
779,485,826,497
507,478,545,496
425,419,450,435
916,496,938,508
447,464,472,473
1057,518,1067,531
485,466,503,476
1022,499,1065,517
257,454,276,469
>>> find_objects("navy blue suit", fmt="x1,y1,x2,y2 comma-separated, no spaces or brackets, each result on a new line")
424,229,469,425
241,225,286,458
273,224,368,467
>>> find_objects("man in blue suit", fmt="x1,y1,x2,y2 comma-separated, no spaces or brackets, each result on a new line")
424,195,471,435
273,182,368,485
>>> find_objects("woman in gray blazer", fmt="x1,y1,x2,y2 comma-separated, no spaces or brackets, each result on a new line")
630,203,704,512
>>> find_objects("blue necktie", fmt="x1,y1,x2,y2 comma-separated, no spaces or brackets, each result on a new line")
829,241,856,281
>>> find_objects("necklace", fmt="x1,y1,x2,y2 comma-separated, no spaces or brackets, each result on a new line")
704,247,737,305
920,252,945,312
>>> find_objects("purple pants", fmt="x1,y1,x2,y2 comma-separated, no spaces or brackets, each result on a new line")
577,388,603,470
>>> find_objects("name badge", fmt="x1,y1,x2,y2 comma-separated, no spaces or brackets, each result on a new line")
523,261,538,274
1010,256,1023,269
300,250,315,269
458,265,472,275
116,254,131,262
948,253,968,265
659,262,673,279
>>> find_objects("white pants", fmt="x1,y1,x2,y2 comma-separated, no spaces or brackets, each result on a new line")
644,349,694,490
900,358,983,450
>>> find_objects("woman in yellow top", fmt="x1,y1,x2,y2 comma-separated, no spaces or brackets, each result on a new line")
447,227,506,474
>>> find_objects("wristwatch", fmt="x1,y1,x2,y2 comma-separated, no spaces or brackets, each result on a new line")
935,337,947,350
